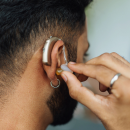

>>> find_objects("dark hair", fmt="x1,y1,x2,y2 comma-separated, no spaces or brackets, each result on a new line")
81,0,93,8
0,0,92,99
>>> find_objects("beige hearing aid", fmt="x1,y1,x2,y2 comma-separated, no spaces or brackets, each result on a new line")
42,36,73,75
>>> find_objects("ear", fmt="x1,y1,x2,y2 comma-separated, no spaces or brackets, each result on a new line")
43,40,65,86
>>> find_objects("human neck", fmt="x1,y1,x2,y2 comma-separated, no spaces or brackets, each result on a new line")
0,82,52,130
0,67,53,130
0,106,49,130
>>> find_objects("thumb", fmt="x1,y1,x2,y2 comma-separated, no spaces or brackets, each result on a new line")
61,71,107,114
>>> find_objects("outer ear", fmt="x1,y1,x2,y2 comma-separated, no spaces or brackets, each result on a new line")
43,40,64,86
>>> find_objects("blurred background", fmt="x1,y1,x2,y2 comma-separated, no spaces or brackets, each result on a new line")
47,0,130,129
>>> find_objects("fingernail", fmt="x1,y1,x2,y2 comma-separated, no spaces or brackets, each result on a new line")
61,73,67,82
69,62,76,65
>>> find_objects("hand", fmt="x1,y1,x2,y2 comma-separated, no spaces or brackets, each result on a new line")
61,53,130,130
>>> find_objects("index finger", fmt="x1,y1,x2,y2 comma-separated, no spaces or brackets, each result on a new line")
86,53,130,79
68,62,128,98
68,62,117,88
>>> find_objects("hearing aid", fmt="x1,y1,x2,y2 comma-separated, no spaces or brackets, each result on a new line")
42,36,60,66
42,36,73,75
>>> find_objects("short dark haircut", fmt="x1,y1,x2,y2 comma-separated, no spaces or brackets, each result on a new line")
0,0,92,100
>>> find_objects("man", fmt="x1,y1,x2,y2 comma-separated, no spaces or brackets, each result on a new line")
0,0,92,129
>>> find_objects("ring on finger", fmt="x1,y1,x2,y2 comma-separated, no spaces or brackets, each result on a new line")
110,73,121,88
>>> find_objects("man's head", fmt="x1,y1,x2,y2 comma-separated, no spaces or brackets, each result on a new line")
0,0,92,128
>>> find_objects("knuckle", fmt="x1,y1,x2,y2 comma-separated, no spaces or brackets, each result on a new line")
111,52,118,56
99,53,111,62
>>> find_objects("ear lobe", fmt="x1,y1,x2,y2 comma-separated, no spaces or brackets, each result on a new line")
43,40,64,84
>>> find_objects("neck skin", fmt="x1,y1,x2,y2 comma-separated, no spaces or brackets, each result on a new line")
0,47,53,130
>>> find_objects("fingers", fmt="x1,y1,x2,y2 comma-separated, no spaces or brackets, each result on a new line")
86,53,130,79
67,62,129,98
68,63,117,88
99,83,108,92
99,83,111,94
68,62,130,99
61,71,106,113
77,74,88,82
111,52,130,67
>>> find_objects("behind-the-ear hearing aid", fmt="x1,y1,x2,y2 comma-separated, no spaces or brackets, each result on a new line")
42,36,73,75
42,36,60,66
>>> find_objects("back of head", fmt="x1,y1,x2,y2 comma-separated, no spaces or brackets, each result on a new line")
0,0,92,100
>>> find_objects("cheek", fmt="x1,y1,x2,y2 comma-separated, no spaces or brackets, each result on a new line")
76,32,88,63
76,47,84,63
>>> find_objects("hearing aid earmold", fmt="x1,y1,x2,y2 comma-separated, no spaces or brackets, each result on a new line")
42,36,73,75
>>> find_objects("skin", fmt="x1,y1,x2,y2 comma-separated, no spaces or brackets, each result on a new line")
61,53,130,130
0,21,89,129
